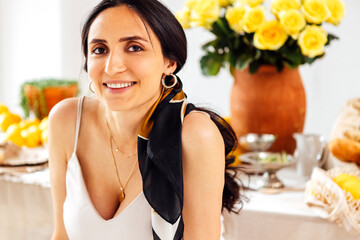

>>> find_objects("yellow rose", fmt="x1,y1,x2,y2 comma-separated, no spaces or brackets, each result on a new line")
298,25,327,58
218,0,235,7
254,20,288,50
190,0,221,29
242,0,264,7
270,0,301,17
301,0,330,24
279,10,306,39
242,6,266,33
324,0,345,25
225,5,247,33
176,8,191,29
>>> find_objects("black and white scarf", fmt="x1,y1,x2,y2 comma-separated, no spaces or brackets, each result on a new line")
138,76,194,240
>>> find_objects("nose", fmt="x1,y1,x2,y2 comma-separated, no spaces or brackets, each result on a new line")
105,51,126,76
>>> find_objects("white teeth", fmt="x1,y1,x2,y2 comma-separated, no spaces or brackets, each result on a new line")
106,82,133,89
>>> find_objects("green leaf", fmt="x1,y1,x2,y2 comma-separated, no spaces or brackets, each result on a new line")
275,61,284,72
326,33,339,46
229,65,236,77
283,61,296,69
233,36,240,49
304,56,318,64
200,53,224,76
229,52,238,67
243,33,254,47
202,39,218,51
254,49,261,60
249,60,261,74
262,51,279,64
286,52,302,65
236,53,253,70
211,18,234,38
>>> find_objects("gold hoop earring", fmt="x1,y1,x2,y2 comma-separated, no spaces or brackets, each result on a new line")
89,81,95,93
162,74,178,89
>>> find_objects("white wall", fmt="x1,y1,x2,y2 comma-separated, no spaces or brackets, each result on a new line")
59,0,100,93
0,0,62,113
0,0,359,140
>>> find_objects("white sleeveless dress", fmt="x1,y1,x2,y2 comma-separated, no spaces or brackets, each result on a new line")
63,96,153,240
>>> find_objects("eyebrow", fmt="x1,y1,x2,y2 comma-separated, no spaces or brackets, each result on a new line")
89,35,149,45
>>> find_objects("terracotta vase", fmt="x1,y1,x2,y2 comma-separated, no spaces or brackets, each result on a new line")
230,65,306,153
24,84,78,119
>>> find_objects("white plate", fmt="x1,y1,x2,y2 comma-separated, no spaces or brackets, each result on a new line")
0,146,48,166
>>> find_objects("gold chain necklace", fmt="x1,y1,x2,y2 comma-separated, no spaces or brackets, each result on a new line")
105,118,138,203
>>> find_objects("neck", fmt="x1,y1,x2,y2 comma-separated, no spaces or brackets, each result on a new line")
105,110,141,153
103,94,160,154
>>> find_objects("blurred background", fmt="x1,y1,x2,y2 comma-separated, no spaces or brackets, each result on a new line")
0,0,359,140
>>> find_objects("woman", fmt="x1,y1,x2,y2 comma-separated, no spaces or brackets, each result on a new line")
49,0,243,239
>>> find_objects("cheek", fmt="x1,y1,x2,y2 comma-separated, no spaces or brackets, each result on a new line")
132,58,166,81
87,59,103,80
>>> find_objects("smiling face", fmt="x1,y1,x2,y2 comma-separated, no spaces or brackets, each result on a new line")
87,5,176,112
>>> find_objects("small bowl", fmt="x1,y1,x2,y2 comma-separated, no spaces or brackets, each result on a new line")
240,151,296,188
239,133,276,152
240,151,295,171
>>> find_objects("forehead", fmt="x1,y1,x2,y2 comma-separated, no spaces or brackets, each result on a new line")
88,5,155,43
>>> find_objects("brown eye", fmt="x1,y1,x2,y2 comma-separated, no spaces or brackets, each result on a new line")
92,47,107,55
128,45,143,52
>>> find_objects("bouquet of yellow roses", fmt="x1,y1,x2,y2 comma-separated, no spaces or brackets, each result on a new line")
176,0,345,74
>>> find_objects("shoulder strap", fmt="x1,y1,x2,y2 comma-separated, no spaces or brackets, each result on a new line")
73,96,85,153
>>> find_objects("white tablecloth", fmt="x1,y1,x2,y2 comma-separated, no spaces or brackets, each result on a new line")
0,169,52,240
222,168,360,240
0,168,358,240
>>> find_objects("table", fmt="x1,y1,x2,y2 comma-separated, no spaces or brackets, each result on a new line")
222,168,360,240
0,169,53,240
0,167,358,240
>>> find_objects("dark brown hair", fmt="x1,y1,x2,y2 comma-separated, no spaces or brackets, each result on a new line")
81,0,245,214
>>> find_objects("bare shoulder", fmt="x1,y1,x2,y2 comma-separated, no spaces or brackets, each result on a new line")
182,111,224,164
48,97,80,134
48,97,80,159
49,97,79,119
182,111,223,147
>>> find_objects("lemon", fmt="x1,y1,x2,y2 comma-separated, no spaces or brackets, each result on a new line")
39,117,49,131
0,104,9,114
19,118,40,129
21,125,41,148
41,128,48,145
0,112,22,132
333,173,359,188
342,180,360,200
5,123,24,147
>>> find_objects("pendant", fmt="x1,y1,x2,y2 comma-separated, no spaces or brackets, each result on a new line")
119,187,125,203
